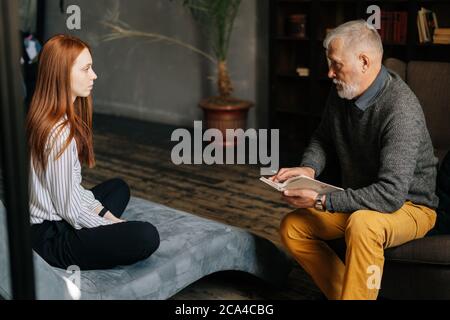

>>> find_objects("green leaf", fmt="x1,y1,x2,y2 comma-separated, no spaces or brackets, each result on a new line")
172,0,242,60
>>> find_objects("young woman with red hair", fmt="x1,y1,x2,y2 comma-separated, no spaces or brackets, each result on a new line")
27,34,159,270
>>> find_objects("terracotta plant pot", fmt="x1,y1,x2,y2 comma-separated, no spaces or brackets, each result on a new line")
199,96,253,146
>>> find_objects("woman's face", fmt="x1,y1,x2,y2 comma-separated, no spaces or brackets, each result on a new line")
71,48,97,101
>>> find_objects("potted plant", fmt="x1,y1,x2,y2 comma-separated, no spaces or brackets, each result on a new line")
103,0,253,145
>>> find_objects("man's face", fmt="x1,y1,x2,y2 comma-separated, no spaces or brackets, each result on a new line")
326,38,361,100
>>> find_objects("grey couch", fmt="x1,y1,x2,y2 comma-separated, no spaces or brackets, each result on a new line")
328,58,450,299
0,197,292,299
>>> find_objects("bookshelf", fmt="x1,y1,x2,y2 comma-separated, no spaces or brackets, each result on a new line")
269,0,450,168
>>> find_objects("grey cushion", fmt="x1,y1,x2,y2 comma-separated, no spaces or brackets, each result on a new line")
384,58,450,162
0,201,73,300
384,57,406,81
0,197,292,299
407,61,450,153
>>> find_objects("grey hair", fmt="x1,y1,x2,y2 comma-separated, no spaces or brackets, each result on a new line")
323,20,383,61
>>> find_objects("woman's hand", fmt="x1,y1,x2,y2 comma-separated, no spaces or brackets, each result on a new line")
95,206,125,223
103,211,126,223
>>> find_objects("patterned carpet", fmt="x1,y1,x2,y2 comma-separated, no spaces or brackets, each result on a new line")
85,114,322,300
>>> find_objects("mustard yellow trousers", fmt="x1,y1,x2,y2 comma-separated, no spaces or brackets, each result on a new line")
279,201,436,300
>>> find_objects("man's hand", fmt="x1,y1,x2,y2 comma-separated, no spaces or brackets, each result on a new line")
282,189,319,208
270,166,315,183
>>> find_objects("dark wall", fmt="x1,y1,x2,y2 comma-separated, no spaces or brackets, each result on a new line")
43,0,269,129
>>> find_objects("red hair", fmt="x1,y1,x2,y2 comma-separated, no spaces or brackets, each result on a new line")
26,34,95,172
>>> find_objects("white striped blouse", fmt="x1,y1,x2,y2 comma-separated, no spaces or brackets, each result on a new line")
29,119,113,229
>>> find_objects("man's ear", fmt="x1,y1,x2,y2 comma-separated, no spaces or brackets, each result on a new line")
359,53,370,73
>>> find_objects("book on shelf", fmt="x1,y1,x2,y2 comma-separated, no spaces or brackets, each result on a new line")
286,14,307,39
379,11,407,44
435,28,450,36
433,36,450,44
418,7,440,44
296,67,310,77
417,14,424,43
433,28,450,44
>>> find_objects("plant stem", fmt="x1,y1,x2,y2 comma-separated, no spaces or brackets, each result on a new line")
218,60,233,98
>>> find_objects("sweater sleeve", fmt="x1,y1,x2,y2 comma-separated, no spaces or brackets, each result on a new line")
329,107,422,213
300,91,335,177
45,127,113,229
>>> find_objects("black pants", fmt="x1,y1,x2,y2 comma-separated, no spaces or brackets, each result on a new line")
31,178,160,270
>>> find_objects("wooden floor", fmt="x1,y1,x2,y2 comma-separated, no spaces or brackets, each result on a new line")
83,114,323,300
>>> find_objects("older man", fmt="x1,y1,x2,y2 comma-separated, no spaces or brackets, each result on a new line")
273,20,439,300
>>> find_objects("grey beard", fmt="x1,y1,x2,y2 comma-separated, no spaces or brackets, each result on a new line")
333,79,359,100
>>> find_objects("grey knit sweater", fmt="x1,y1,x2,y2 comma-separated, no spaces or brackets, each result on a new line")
301,69,439,213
